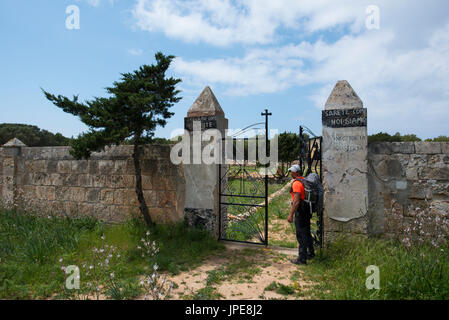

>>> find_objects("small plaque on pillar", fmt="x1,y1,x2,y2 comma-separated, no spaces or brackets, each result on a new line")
184,116,217,131
322,108,367,128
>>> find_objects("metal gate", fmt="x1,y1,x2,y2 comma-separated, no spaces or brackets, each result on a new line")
218,110,272,245
299,125,323,247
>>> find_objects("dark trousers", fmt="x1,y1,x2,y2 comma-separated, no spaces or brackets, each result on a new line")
294,205,314,262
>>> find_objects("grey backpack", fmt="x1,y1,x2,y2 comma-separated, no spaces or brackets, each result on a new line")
294,173,324,214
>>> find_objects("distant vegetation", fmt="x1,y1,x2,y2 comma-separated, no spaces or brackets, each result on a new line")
0,123,181,147
0,123,71,147
425,136,449,142
368,132,449,143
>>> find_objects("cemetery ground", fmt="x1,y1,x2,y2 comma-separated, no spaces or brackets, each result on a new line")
1,187,448,300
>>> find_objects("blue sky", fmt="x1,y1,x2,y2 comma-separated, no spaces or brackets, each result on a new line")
1,0,448,140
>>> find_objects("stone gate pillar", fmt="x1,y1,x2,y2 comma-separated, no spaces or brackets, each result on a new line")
322,81,369,243
1,138,26,208
183,86,228,238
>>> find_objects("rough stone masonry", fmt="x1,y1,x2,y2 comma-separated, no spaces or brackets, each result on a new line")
322,80,369,243
322,80,449,243
0,134,186,225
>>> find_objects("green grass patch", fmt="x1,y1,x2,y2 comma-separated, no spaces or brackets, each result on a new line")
0,208,224,299
264,281,296,296
302,235,449,300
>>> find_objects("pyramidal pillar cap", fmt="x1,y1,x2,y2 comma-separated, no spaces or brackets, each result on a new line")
325,80,363,110
187,86,225,117
2,138,27,147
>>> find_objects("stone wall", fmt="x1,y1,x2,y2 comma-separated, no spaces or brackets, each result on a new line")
0,144,185,224
368,141,449,239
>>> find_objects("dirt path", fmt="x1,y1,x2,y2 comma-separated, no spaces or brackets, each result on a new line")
147,244,314,300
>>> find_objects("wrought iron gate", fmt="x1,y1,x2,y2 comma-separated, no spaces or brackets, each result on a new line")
299,125,323,247
218,110,271,245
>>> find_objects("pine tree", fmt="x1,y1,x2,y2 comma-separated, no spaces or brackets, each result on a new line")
42,52,182,226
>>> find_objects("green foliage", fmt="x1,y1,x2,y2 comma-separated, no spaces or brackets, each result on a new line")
278,131,300,164
0,209,99,299
0,123,71,147
303,236,449,299
42,52,182,159
369,132,449,143
368,132,422,143
264,281,296,296
0,209,223,299
425,136,449,142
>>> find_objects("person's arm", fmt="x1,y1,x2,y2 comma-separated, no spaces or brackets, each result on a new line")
288,192,301,223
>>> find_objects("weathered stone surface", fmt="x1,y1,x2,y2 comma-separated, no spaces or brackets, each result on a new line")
70,187,85,202
158,191,175,208
375,159,404,179
430,200,449,218
101,189,114,204
72,160,88,174
368,139,449,241
57,160,72,174
187,86,224,117
141,175,152,190
98,160,115,175
391,142,415,154
47,160,58,173
113,189,126,205
323,81,368,224
184,208,217,237
420,167,449,180
3,138,27,147
442,142,449,155
86,188,101,203
324,80,363,110
415,142,442,154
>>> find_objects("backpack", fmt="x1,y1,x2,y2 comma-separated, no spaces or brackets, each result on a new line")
293,173,324,215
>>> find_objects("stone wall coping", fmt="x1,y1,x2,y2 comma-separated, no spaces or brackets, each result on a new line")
14,144,174,160
369,141,448,155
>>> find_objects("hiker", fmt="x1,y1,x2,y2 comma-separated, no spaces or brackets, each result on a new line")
287,164,315,265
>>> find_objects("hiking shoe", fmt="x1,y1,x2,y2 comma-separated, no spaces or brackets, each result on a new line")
307,253,315,259
290,259,307,265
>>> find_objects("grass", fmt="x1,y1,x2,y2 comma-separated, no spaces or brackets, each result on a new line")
302,235,449,300
3,205,447,300
224,179,287,243
0,208,224,299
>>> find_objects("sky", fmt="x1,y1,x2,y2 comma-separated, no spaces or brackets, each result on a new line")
1,0,448,140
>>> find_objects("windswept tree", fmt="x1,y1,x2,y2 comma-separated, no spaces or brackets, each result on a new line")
42,52,182,226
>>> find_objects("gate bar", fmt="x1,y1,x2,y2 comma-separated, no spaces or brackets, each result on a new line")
261,109,272,246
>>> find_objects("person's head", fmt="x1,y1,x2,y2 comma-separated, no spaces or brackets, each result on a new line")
288,164,302,179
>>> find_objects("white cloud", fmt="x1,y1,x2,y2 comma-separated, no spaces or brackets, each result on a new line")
172,26,449,137
132,0,369,46
78,0,117,7
128,48,143,56
132,0,449,137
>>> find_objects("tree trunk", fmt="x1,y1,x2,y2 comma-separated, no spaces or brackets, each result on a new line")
132,139,154,227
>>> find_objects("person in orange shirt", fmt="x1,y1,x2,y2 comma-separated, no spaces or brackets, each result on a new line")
287,164,315,265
